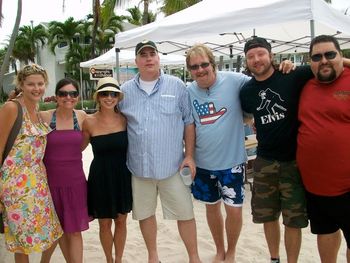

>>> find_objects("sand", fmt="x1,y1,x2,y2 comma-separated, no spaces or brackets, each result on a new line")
0,145,347,262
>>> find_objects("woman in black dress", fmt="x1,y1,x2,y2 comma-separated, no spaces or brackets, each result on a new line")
82,77,132,263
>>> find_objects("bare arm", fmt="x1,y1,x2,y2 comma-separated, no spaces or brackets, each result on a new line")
39,110,53,125
75,110,87,130
0,101,18,212
343,57,350,67
0,102,18,165
181,123,196,178
81,117,91,151
243,111,254,125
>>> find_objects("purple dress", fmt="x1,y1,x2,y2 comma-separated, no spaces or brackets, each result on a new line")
43,111,89,233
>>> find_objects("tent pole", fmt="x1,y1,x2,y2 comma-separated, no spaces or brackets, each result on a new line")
126,65,129,82
229,45,233,71
115,48,120,83
183,67,186,82
310,20,315,40
80,68,84,109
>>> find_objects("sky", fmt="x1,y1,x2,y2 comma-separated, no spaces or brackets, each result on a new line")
0,0,349,47
0,0,149,46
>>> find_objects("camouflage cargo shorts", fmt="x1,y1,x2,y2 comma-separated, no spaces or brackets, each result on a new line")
251,156,308,228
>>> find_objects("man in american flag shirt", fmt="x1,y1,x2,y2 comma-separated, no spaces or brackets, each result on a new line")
186,44,250,262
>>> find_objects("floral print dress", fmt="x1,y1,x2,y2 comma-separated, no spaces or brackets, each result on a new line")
0,103,63,254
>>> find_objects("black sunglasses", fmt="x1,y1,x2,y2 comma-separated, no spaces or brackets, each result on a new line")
57,90,79,98
310,51,337,62
188,62,210,71
99,91,119,98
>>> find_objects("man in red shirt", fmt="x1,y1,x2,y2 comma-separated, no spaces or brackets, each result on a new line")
297,35,350,263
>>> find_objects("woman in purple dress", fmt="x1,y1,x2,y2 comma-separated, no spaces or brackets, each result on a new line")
40,78,89,263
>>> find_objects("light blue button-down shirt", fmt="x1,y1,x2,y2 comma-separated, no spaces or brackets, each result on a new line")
120,71,194,180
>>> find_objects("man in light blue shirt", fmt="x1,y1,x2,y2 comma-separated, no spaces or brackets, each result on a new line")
186,44,250,262
119,40,201,263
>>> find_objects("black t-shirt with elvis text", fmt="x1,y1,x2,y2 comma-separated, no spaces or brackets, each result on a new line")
239,66,313,161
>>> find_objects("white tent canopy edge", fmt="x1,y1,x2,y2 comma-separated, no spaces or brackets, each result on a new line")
79,48,185,68
113,0,350,56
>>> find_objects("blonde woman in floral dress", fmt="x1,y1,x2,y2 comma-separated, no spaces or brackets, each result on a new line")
0,64,63,263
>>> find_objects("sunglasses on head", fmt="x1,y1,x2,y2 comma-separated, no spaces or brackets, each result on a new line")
57,90,79,98
188,62,210,71
23,64,45,73
99,91,119,98
311,51,337,62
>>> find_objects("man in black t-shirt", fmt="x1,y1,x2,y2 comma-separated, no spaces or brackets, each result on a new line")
239,37,313,263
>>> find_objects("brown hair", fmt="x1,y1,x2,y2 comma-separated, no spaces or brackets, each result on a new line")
309,35,341,56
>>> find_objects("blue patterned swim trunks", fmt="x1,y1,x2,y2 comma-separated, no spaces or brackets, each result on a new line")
191,164,245,206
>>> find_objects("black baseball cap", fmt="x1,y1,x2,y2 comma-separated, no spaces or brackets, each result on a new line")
244,37,271,54
135,40,158,55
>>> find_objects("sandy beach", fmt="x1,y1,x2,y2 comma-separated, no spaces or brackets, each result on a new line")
0,145,347,262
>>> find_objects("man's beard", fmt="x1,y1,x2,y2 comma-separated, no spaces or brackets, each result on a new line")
317,65,336,82
250,63,273,77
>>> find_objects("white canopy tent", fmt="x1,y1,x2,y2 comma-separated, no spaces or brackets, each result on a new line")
79,48,186,91
79,48,185,68
113,0,350,57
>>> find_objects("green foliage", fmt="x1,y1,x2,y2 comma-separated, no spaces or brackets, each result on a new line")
65,43,91,80
39,101,57,111
160,0,200,16
126,6,142,25
0,92,9,103
12,24,48,64
48,17,84,54
0,47,6,69
342,49,350,58
76,100,96,110
169,67,189,82
39,100,96,111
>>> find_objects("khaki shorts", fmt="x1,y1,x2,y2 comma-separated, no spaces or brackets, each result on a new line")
132,173,194,221
251,157,308,228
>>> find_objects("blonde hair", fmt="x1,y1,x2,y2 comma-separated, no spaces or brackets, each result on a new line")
186,44,217,73
15,64,49,87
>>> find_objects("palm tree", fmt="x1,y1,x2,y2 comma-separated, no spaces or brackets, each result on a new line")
97,14,124,53
145,9,157,24
65,43,90,78
91,0,127,57
126,6,142,26
12,24,47,64
66,43,93,98
160,0,201,16
80,16,94,49
115,0,154,25
0,0,3,26
0,0,21,99
47,17,85,82
141,0,151,25
0,47,5,66
48,17,83,54
100,0,118,27
91,0,101,58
